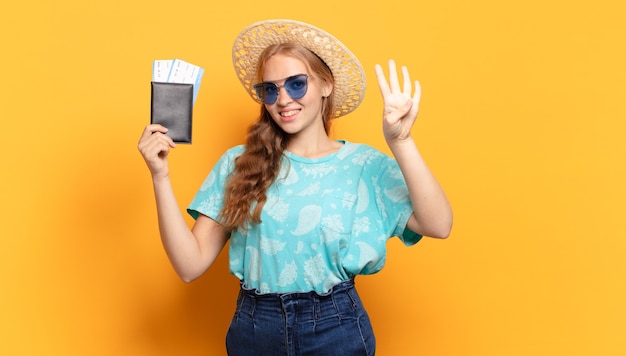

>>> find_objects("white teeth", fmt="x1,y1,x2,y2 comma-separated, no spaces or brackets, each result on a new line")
281,110,299,117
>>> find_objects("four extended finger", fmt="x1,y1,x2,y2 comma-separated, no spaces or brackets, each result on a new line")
374,63,391,96
413,80,422,106
387,60,400,92
402,66,412,96
376,60,421,99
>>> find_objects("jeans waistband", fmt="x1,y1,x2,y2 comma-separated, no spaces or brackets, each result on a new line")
239,278,355,301
235,278,360,324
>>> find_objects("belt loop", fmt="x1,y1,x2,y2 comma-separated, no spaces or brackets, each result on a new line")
236,287,243,305
313,294,321,320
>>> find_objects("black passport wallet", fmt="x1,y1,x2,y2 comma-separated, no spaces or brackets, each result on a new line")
150,82,193,143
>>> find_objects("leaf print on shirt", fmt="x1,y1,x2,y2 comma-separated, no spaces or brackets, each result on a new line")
296,182,320,197
384,185,410,203
303,254,326,287
199,171,215,191
372,176,388,220
277,261,298,287
355,241,380,271
197,194,222,217
245,246,261,282
291,205,322,235
300,162,337,179
219,153,237,176
265,193,289,222
353,216,371,236
321,214,344,243
351,149,382,166
387,165,404,180
259,235,287,255
278,162,299,185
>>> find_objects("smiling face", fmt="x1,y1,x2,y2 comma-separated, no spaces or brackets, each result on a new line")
260,53,333,137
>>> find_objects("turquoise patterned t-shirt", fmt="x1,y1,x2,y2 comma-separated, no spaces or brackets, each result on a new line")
187,141,422,294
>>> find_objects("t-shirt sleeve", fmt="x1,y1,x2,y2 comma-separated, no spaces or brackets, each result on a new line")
375,154,423,246
187,145,244,221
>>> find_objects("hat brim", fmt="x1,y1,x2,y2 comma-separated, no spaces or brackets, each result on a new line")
232,19,366,118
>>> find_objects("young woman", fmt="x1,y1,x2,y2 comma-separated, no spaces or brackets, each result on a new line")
138,19,452,356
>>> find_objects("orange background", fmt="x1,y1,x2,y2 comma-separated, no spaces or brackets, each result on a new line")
2,0,625,355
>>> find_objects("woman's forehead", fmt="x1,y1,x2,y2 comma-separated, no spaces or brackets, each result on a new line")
261,54,309,81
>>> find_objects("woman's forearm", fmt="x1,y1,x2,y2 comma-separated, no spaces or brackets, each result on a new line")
387,138,453,238
152,177,227,282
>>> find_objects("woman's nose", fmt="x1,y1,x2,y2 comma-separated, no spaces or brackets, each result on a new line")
276,86,292,105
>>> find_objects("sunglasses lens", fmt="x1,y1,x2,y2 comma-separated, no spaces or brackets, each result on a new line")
284,75,308,100
253,75,308,105
253,83,279,105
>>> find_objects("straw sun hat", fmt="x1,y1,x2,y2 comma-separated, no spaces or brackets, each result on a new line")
232,19,366,118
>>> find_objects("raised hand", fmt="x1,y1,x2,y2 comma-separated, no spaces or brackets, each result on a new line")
137,124,177,180
374,60,421,142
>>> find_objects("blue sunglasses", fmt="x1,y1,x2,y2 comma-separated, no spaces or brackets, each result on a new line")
253,74,309,105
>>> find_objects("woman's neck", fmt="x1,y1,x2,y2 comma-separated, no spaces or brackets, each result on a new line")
285,134,342,158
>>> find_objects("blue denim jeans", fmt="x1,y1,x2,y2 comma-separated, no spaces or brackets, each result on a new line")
225,279,376,355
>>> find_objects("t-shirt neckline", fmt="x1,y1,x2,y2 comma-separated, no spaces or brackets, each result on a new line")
284,140,349,164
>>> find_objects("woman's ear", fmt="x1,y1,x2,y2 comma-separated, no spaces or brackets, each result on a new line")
321,82,333,98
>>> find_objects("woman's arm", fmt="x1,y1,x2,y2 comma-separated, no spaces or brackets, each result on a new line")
138,124,229,282
375,60,453,238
